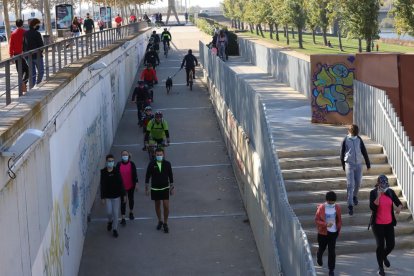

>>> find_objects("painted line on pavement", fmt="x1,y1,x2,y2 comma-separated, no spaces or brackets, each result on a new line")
112,140,221,147
126,106,211,112
90,212,245,222
136,163,231,170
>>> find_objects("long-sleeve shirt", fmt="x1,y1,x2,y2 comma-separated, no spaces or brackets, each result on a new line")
23,28,44,59
9,28,25,56
315,203,342,236
145,160,173,190
181,54,198,69
140,68,158,82
100,168,125,199
131,86,150,102
340,135,370,170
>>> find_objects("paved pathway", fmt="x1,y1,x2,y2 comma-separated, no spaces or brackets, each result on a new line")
78,26,264,276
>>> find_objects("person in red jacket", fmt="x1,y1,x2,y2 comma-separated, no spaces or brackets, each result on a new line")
115,14,123,27
140,64,158,85
315,191,342,276
9,19,29,93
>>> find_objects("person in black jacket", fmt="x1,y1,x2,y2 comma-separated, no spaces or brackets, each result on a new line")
369,175,403,276
100,154,126,238
180,49,198,86
116,150,138,226
144,47,160,69
145,148,174,233
132,81,150,126
23,18,44,88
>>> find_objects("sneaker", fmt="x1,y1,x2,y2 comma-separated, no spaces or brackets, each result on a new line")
329,270,334,276
107,222,112,231
120,218,126,226
113,230,119,238
129,212,134,220
163,223,169,233
353,196,359,206
316,253,323,266
377,268,385,276
384,257,390,268
156,221,163,230
348,205,354,216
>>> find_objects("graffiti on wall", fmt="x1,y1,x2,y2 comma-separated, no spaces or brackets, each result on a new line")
43,202,64,276
71,181,79,217
311,55,355,124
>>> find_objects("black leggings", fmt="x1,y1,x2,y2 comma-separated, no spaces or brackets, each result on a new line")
372,223,395,269
317,231,338,271
121,189,135,215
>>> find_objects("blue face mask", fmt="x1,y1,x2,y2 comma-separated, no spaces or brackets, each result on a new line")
122,156,129,162
156,156,163,162
107,161,114,168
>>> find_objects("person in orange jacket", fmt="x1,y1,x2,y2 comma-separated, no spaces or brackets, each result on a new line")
315,191,342,276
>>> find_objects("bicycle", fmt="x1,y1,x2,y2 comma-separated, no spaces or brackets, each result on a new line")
188,69,194,91
146,140,168,161
163,42,169,58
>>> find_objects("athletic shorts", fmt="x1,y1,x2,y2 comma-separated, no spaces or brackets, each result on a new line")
151,189,169,201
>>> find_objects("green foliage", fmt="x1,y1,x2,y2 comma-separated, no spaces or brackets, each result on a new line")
392,0,414,36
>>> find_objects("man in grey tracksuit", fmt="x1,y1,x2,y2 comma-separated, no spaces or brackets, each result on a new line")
340,124,371,216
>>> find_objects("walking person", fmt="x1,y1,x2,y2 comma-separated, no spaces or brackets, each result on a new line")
9,19,29,93
23,18,44,89
100,154,126,238
83,13,95,34
180,49,198,86
315,191,342,276
340,124,371,215
132,80,150,126
115,14,122,37
116,150,138,226
369,175,403,276
70,17,82,37
145,148,174,233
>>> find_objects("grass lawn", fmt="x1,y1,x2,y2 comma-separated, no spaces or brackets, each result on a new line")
241,30,414,55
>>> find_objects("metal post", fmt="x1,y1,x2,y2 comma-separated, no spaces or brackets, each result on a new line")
5,61,11,105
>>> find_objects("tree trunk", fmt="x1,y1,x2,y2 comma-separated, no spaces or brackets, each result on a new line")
2,0,11,46
255,24,259,35
358,38,362,53
269,23,273,39
258,24,264,37
338,28,344,51
275,24,279,41
322,27,328,46
249,23,253,33
285,25,289,45
366,38,372,52
298,27,303,49
241,21,244,30
312,29,316,44
14,0,19,18
44,0,52,36
291,27,295,39
283,26,286,37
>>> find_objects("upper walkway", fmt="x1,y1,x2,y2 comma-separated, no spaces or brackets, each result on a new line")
78,26,264,275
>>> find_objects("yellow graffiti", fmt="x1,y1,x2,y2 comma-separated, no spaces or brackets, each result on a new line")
43,201,64,276
316,91,333,108
63,184,71,226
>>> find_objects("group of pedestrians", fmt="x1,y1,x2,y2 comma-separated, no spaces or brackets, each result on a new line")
315,124,404,276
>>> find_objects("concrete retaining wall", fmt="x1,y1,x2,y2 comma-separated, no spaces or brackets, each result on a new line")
238,36,311,99
0,29,150,276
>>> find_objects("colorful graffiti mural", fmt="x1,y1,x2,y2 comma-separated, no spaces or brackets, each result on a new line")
311,55,355,124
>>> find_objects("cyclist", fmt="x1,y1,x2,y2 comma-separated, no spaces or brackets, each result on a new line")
216,30,228,61
140,64,158,102
144,47,160,69
180,49,198,86
161,28,172,50
144,111,170,150
131,80,150,126
150,30,161,51
141,106,154,150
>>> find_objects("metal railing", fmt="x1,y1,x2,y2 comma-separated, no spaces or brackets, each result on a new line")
0,22,148,107
199,41,315,276
354,80,414,214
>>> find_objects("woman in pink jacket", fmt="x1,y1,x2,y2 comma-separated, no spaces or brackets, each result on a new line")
315,191,342,276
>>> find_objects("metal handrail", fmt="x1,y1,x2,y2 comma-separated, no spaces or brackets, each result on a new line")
0,22,148,107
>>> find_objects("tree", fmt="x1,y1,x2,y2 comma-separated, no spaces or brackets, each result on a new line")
285,0,307,48
327,0,345,51
306,0,330,45
342,0,381,52
222,0,237,28
392,0,414,36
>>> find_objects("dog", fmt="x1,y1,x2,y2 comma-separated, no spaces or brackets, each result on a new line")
166,76,173,94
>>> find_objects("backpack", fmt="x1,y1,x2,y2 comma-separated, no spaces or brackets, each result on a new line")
150,118,166,130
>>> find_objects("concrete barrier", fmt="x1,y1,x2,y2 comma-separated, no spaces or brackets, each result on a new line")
0,29,151,275
237,35,311,99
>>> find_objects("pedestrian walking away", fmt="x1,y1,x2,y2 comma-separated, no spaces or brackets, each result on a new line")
145,148,174,233
100,154,126,238
116,150,138,226
23,18,44,89
340,124,371,216
315,191,342,276
9,19,29,93
83,13,95,34
369,175,403,276
181,49,198,86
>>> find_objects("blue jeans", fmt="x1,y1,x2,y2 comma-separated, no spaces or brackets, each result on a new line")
345,163,363,206
31,58,44,87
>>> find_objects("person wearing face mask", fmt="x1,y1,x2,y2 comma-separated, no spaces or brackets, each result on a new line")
340,124,371,216
315,191,342,276
100,154,126,238
23,18,44,89
145,148,174,233
369,175,403,276
116,150,138,226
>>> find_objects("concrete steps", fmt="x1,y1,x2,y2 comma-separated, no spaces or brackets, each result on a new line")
280,145,414,255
